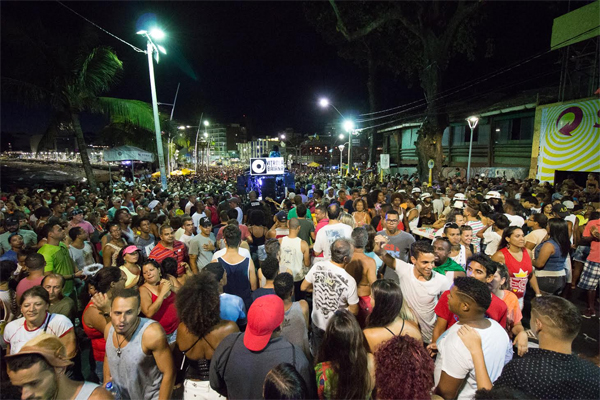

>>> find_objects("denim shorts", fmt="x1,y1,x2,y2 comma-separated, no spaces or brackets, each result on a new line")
573,245,590,263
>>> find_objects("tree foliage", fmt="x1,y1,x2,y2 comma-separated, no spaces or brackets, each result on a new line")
1,15,155,190
305,0,485,178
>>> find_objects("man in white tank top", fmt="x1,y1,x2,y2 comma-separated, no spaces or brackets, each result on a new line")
279,218,310,282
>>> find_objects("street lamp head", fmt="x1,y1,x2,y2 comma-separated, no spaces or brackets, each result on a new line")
338,144,345,151
280,134,285,139
178,126,186,130
467,115,479,129
136,30,148,36
150,28,165,40
156,45,167,55
319,98,329,108
203,132,208,138
203,120,209,127
343,120,355,132
338,133,344,140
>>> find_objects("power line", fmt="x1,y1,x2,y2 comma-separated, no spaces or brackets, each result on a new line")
55,1,145,53
357,25,600,121
357,66,562,132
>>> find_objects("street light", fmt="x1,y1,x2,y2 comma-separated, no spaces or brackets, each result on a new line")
137,28,168,190
343,119,356,176
338,144,345,175
203,120,210,171
466,116,479,181
280,134,285,140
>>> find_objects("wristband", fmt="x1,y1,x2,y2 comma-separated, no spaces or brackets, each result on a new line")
536,293,542,297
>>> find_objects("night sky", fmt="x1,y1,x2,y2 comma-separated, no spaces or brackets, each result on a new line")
1,1,573,143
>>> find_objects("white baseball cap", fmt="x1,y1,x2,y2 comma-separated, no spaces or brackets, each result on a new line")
485,191,502,200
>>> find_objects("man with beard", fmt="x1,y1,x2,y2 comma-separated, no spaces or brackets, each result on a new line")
104,288,174,400
149,225,189,277
6,335,111,400
432,238,465,279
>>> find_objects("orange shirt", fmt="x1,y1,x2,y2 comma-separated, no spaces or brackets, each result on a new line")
502,289,522,334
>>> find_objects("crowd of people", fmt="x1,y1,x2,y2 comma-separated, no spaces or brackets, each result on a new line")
0,165,599,400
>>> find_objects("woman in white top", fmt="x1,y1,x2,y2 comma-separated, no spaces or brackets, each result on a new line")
406,198,420,233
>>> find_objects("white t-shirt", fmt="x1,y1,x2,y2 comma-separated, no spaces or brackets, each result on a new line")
394,259,451,343
191,212,206,229
179,233,195,248
504,213,525,228
482,227,502,256
213,247,251,260
4,313,73,354
69,242,95,270
434,320,513,400
304,260,359,331
313,223,353,260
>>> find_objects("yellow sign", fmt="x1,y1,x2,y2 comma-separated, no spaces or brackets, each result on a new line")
537,98,600,182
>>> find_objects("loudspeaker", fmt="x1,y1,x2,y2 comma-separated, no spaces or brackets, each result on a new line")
284,173,295,190
236,176,247,195
262,177,276,199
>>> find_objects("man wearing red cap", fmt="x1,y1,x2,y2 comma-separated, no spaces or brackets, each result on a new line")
209,294,314,399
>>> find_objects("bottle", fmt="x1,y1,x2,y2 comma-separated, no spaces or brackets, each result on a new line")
105,382,119,399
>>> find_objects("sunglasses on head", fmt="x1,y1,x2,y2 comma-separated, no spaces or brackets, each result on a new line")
444,222,459,229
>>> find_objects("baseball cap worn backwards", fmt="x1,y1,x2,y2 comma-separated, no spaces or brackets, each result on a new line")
244,295,284,351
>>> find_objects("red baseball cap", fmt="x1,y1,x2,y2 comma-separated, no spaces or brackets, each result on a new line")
244,295,284,351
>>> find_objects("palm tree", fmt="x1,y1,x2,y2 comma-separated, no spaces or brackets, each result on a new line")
3,45,154,190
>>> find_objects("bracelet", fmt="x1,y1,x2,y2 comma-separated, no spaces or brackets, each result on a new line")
536,293,542,297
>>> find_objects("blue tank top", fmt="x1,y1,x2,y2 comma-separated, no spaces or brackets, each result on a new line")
218,257,253,311
535,239,566,272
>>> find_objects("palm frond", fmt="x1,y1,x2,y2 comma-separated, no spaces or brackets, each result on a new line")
1,77,52,108
76,46,123,95
94,97,155,131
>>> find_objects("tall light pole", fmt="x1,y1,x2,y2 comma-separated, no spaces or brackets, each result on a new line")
138,28,167,190
203,120,210,171
343,119,355,176
466,116,479,181
338,144,345,175
193,113,204,172
320,98,359,176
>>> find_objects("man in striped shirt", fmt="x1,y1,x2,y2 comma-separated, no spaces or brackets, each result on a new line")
148,225,189,277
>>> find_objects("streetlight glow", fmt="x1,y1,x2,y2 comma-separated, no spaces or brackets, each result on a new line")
178,126,185,130
319,98,329,108
203,132,208,138
280,134,285,140
343,120,355,132
338,134,344,140
156,45,167,55
203,120,209,127
466,115,480,180
150,28,165,40
467,116,479,129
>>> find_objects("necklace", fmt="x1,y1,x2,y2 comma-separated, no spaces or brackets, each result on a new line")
116,318,141,357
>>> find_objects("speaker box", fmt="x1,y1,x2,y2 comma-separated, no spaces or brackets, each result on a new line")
284,173,295,190
236,176,247,195
261,177,276,199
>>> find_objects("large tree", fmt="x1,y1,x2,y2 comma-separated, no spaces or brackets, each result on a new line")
1,14,154,190
307,1,482,179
